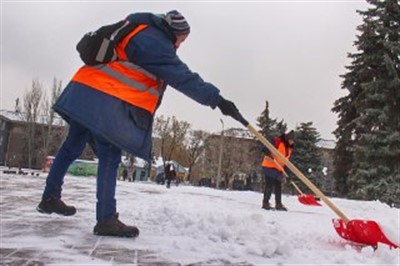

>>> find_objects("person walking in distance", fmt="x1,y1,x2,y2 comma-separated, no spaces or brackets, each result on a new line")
164,162,176,189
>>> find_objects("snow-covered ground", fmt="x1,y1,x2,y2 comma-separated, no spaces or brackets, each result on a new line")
1,172,399,265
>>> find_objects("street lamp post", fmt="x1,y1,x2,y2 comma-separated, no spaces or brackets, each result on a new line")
217,119,224,189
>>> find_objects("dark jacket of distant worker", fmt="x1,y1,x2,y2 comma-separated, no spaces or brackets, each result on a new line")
164,163,177,189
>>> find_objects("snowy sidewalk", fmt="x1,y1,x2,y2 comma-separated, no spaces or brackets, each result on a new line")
1,173,399,265
1,174,196,265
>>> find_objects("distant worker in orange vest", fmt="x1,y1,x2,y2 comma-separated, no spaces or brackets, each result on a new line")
261,131,295,211
37,10,243,238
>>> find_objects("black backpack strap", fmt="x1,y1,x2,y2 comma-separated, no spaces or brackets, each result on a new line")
96,20,137,63
111,20,136,42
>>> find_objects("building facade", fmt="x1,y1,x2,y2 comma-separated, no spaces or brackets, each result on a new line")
0,110,67,169
1,110,31,167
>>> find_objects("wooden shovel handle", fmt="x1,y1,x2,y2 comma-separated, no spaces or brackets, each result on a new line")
272,158,289,178
290,181,304,195
270,158,304,195
246,124,350,222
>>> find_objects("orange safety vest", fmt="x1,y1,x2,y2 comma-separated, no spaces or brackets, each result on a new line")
262,140,292,172
71,24,163,114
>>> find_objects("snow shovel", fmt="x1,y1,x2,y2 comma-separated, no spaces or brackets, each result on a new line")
235,115,398,249
290,180,322,206
273,158,322,206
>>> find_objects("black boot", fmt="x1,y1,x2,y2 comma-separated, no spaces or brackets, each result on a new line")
93,213,139,238
37,197,76,216
275,203,288,211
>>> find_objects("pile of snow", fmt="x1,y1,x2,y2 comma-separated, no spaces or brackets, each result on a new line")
1,173,399,265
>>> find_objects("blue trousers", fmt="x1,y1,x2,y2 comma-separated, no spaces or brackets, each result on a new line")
42,120,121,222
263,176,282,205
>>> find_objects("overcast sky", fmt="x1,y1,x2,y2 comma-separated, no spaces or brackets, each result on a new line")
1,0,369,139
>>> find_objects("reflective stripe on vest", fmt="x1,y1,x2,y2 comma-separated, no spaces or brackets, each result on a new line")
262,142,292,171
71,24,163,114
94,62,159,97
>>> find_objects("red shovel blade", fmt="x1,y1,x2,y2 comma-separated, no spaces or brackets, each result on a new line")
298,194,322,206
332,218,399,248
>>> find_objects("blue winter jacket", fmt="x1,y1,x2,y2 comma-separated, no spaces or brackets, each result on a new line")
54,13,223,161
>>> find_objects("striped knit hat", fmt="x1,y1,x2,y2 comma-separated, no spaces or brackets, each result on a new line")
164,10,190,35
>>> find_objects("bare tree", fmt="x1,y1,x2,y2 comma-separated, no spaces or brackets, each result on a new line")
39,78,64,165
22,79,43,168
185,129,209,183
153,115,170,158
153,115,190,165
16,78,67,169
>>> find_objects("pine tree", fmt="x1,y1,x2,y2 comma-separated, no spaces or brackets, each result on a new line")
332,95,356,196
290,122,323,193
256,100,287,138
332,0,400,205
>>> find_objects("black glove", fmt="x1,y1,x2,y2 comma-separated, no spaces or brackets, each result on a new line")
282,175,287,184
278,173,287,184
217,97,248,125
